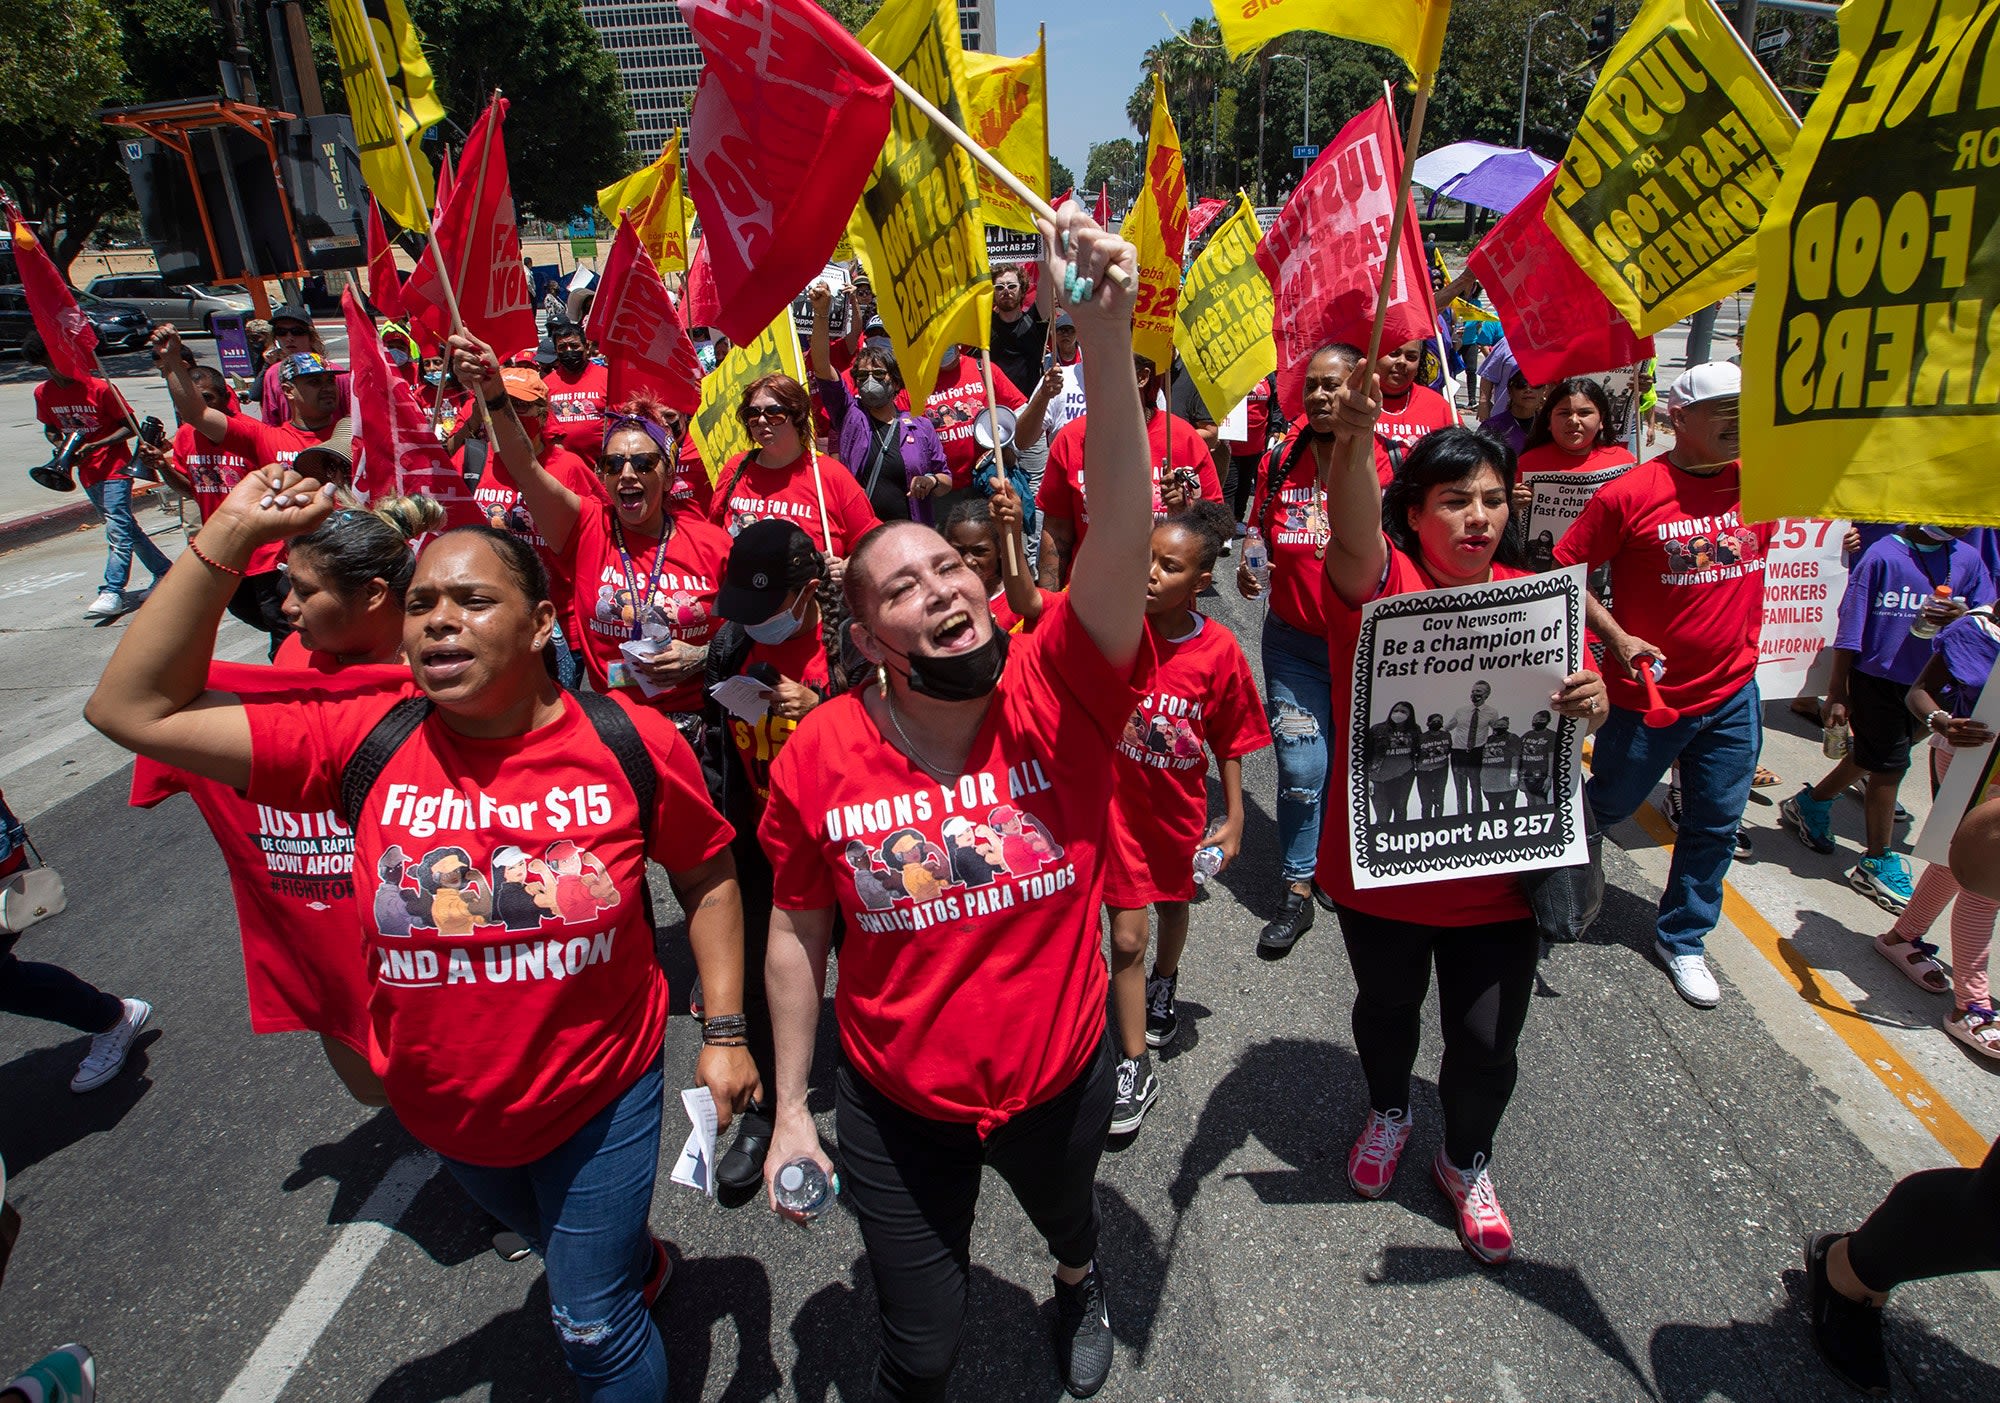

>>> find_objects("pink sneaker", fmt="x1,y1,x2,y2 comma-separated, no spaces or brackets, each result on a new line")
1432,1149,1514,1265
641,1235,674,1308
1346,1108,1412,1200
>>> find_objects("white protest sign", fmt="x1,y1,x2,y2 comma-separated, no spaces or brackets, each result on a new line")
1521,463,1630,569
1754,518,1848,702
1913,650,2000,867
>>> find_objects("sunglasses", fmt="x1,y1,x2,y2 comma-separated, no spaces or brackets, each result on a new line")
599,451,665,476
741,405,790,424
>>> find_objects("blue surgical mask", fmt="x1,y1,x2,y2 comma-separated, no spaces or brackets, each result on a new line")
745,591,808,645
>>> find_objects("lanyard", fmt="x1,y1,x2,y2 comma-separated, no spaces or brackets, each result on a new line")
611,514,672,642
862,414,905,498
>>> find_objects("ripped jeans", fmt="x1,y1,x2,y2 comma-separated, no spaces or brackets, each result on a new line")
1262,614,1334,883
442,1060,668,1401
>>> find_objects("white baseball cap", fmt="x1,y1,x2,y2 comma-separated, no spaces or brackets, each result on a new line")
1667,360,1740,409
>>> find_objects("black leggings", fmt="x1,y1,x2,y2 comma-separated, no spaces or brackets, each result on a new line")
0,948,121,1033
1336,905,1540,1166
1847,1135,2000,1293
836,1032,1116,1402
727,827,776,1097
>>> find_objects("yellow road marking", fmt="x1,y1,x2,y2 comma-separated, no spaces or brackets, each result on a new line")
1630,804,1988,1168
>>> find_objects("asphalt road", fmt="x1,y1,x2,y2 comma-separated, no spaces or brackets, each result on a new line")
1,426,1996,1401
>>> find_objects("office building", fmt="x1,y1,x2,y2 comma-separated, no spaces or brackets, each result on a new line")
960,0,995,51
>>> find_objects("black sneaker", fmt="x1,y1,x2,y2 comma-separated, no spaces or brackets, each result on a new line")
1051,1261,1114,1398
1257,887,1314,959
1803,1232,1890,1396
1144,971,1178,1049
716,1100,773,1193
1109,1053,1158,1135
1733,826,1753,860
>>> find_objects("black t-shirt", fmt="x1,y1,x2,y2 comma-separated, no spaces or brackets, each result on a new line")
989,307,1046,398
1171,367,1216,428
856,414,914,522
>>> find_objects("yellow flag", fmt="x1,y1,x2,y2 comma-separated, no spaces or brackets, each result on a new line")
963,36,1048,236
597,136,689,272
1173,193,1274,421
1121,74,1187,375
1212,0,1450,82
327,0,442,232
691,311,808,484
1545,0,1798,337
850,0,992,408
1740,0,2000,528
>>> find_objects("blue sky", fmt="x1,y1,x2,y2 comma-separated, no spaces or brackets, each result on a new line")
994,1,1220,188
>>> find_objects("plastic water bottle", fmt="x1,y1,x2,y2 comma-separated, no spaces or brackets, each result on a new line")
774,1157,834,1220
1242,528,1270,591
1909,585,1954,639
1192,845,1225,885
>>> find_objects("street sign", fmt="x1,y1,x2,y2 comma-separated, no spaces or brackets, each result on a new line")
1293,144,1321,160
1754,26,1790,53
570,237,597,261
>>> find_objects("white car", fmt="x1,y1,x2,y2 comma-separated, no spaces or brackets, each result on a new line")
83,276,252,334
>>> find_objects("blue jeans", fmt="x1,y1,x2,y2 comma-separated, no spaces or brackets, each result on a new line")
1262,614,1334,883
1587,679,1762,957
442,1061,668,1402
84,476,173,594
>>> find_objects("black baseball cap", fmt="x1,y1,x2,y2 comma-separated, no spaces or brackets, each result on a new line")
270,302,314,330
717,519,821,623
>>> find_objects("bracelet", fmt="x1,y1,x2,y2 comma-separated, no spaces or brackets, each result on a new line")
1928,709,1952,733
187,538,246,577
701,1013,748,1034
702,1034,750,1048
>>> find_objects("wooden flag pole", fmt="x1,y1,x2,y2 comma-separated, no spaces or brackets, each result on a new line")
1362,76,1434,370
978,349,1019,575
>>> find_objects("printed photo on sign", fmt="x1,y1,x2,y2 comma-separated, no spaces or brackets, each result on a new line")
1348,567,1589,890
1523,463,1631,570
1755,518,1847,701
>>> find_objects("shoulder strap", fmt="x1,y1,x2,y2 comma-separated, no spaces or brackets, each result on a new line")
570,690,657,844
341,696,432,829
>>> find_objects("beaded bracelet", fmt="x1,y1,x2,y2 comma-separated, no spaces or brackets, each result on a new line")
187,538,245,577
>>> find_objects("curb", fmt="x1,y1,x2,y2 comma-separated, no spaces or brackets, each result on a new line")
0,483,164,555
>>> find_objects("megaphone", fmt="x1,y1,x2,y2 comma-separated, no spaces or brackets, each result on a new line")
29,432,83,493
970,406,1017,454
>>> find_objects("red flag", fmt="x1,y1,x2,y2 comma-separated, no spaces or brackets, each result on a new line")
402,98,538,358
1186,197,1228,245
432,143,455,227
8,206,97,381
342,287,479,524
1094,185,1111,226
683,237,722,330
365,196,407,324
1466,172,1653,385
680,0,895,346
588,221,705,416
1257,99,1438,419
1052,187,1073,211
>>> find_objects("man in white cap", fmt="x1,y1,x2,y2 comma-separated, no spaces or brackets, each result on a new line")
1554,362,1773,1008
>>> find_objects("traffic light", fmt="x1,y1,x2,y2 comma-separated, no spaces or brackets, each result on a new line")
1588,5,1617,59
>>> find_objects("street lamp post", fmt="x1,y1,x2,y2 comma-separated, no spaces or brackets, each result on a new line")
1271,53,1309,190
1516,9,1562,148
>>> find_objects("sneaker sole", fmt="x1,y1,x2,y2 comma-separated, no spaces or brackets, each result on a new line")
1655,947,1720,1008
1108,1082,1159,1135
1430,1161,1512,1266
1143,1022,1177,1050
1846,870,1909,914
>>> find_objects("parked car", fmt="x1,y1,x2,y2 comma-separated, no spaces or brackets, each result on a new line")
82,275,252,334
0,284,152,354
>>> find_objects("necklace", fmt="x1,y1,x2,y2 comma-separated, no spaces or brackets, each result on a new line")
883,693,960,779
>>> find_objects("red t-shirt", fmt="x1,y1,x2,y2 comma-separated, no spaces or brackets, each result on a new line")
544,361,610,459
668,435,713,519
990,585,1059,634
472,443,599,621
172,423,284,574
1104,615,1270,906
1553,456,1773,717
1374,383,1458,455
243,687,732,1167
216,411,340,471
759,597,1149,1133
570,503,731,711
723,629,832,804
709,451,881,556
1248,430,1390,635
1037,411,1223,555
34,377,132,487
1516,443,1636,479
922,355,1027,489
1317,543,1535,925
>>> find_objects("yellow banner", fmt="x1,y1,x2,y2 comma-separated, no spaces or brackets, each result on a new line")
1740,0,2000,528
691,311,808,483
963,37,1048,236
327,0,442,233
1212,0,1450,82
850,0,992,408
597,136,689,272
1546,0,1798,336
1173,194,1274,421
1121,73,1187,374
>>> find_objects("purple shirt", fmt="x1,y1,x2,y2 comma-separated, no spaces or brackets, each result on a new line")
1935,608,1999,718
1479,409,1532,458
816,375,947,525
1835,534,1996,684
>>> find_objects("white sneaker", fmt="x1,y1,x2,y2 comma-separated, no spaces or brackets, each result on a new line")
1655,942,1719,1007
84,590,124,618
122,586,152,607
70,998,151,1093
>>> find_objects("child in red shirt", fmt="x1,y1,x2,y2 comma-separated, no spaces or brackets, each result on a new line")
1103,503,1269,1135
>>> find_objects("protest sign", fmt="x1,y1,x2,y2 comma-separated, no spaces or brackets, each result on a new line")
596,134,689,272
1754,517,1848,701
1521,462,1632,569
850,0,992,408
1174,194,1274,422
1913,650,2000,867
1739,0,2000,528
1348,566,1588,890
1546,0,1797,337
1122,73,1188,374
691,310,807,482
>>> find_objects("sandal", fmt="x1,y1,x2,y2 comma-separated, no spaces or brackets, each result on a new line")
1945,1005,2000,1063
1753,765,1781,788
1873,932,1949,994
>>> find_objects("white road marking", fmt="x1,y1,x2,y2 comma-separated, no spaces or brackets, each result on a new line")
0,570,85,600
215,1150,439,1403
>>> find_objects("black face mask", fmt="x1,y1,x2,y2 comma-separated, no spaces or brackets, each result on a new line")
556,349,586,372
881,627,1009,702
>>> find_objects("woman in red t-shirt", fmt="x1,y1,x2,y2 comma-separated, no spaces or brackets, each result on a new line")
1512,378,1636,571
1315,377,1606,1269
87,467,760,1399
757,209,1145,1401
1103,503,1270,1137
709,375,881,559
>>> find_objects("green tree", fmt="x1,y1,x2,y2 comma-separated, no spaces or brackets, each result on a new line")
1049,155,1076,198
1083,138,1141,211
0,0,129,276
